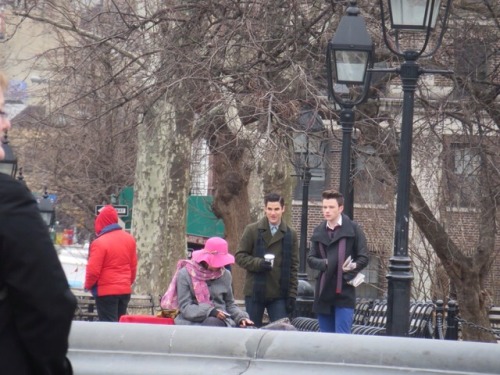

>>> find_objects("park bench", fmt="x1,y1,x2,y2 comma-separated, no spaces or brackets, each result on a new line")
352,298,373,325
72,289,155,321
291,299,435,338
352,300,435,337
488,306,500,340
72,290,98,321
408,301,435,338
351,299,387,335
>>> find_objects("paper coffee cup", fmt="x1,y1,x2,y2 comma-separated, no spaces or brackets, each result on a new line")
264,254,275,267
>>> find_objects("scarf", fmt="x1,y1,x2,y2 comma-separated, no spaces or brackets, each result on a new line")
97,223,122,237
319,237,346,295
160,259,224,309
253,227,292,302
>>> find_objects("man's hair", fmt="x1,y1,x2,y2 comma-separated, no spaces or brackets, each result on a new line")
0,72,8,92
264,192,285,207
321,189,344,206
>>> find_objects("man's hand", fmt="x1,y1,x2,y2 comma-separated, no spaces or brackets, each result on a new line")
239,318,254,328
259,259,273,272
342,256,356,272
210,309,230,320
286,297,296,314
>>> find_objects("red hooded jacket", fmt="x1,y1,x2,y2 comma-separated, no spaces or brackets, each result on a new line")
84,205,137,296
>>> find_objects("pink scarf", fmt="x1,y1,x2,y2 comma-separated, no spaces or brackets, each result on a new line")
160,259,224,309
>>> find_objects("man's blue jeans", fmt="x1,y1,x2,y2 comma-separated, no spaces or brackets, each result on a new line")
317,306,354,333
244,297,287,327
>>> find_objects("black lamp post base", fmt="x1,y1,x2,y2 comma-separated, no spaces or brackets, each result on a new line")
386,255,413,336
292,278,315,319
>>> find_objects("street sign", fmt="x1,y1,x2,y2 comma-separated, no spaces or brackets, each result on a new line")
95,205,129,217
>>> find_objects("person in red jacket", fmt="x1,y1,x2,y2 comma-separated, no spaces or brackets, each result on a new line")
85,205,137,322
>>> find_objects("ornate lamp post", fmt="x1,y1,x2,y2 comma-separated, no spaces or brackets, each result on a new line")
0,132,18,177
17,167,27,185
38,187,56,227
376,0,453,336
291,108,327,318
326,0,374,219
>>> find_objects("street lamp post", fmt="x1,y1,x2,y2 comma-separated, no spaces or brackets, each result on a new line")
0,132,18,178
17,167,26,185
376,0,453,336
38,187,56,227
298,167,312,283
326,0,374,219
292,108,327,318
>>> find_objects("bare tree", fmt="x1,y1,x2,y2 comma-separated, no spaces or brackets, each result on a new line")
353,0,500,341
7,0,500,342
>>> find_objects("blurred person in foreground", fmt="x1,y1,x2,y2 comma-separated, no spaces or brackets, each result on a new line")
85,205,137,322
161,236,253,328
0,71,77,374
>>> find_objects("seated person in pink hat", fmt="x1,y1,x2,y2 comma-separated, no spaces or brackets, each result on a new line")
161,237,254,327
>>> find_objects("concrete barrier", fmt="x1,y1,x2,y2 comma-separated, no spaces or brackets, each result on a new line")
68,321,500,374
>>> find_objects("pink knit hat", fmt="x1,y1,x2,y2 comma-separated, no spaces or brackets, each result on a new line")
191,237,235,268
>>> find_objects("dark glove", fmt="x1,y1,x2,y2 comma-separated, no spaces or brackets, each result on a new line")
259,259,273,272
286,297,296,314
209,308,219,318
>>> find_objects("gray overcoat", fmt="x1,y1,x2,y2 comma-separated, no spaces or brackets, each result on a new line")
174,267,249,326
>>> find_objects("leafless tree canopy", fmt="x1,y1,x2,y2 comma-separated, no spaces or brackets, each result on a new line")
3,0,500,341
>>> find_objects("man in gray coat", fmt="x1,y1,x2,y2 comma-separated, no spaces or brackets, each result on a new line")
235,193,299,327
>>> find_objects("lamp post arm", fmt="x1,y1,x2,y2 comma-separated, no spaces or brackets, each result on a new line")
368,67,398,74
420,69,454,76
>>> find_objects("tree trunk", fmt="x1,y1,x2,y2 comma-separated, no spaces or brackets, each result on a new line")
359,103,498,342
454,271,497,342
132,96,193,303
210,126,294,299
211,141,251,300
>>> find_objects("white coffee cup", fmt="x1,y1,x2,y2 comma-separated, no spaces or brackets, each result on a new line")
264,254,275,267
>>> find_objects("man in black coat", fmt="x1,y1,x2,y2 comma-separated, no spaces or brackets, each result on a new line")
0,72,77,374
308,190,369,333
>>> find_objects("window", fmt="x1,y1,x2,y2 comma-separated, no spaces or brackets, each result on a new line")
190,139,210,196
454,37,488,81
452,34,490,99
353,145,388,205
446,143,480,207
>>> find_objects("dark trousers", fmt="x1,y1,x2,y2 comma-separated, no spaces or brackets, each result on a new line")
95,294,131,322
244,297,287,327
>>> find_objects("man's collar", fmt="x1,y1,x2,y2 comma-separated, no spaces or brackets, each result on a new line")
326,215,342,230
270,221,281,228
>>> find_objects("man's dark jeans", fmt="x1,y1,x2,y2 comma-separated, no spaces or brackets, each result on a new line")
95,294,131,322
244,297,287,327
